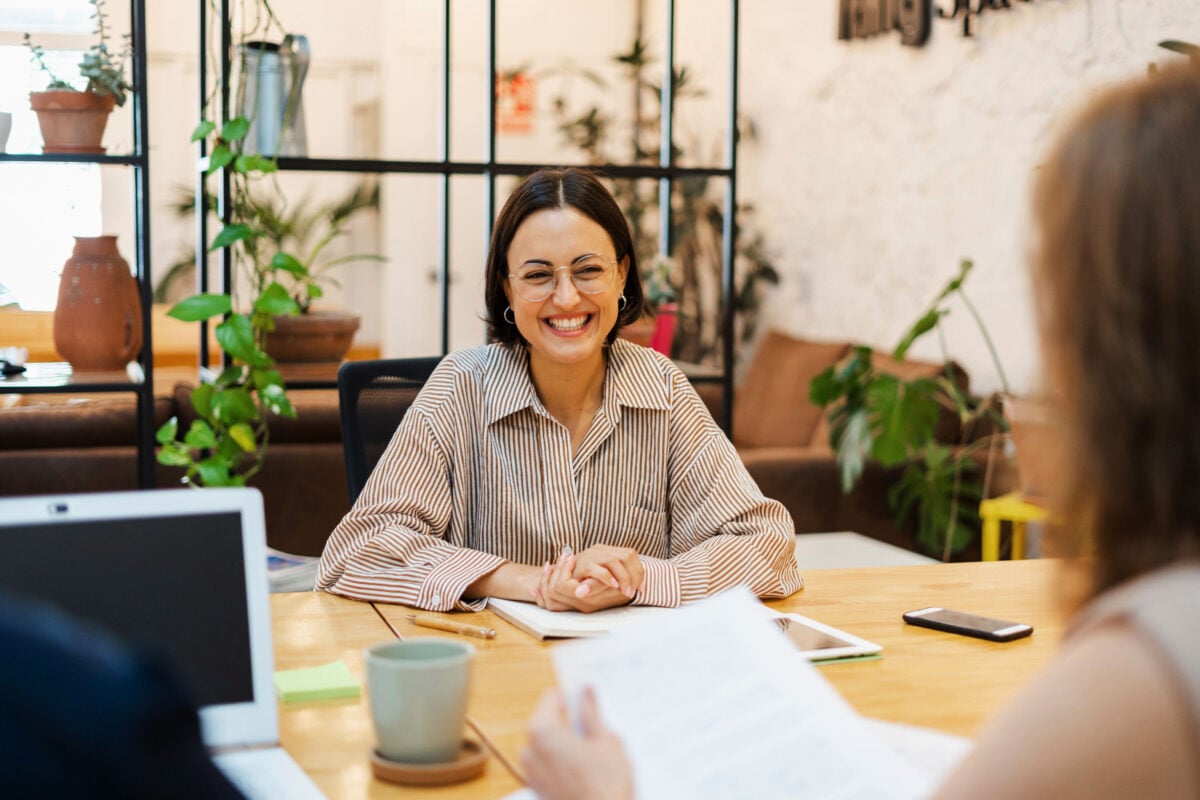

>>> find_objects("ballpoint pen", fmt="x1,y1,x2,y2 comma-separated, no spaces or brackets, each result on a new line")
406,614,497,640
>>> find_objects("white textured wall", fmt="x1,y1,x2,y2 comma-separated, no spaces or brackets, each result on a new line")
740,0,1200,395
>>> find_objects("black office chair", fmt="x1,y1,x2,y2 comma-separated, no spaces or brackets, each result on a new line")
337,356,443,505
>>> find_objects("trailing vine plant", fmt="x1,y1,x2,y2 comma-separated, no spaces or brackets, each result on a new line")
155,0,311,487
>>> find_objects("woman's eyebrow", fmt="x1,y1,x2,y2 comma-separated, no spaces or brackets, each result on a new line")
519,252,603,268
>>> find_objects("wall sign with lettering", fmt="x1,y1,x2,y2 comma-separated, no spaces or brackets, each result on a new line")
839,0,1044,47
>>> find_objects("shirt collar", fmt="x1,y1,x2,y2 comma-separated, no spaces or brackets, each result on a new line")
483,338,671,427
483,343,539,425
604,338,672,412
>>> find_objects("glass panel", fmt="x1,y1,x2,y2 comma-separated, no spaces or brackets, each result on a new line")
669,175,727,369
0,0,93,34
447,173,488,352
0,41,133,156
378,173,442,356
448,0,486,164
495,0,644,166
375,1,442,162
672,0,732,169
0,161,103,311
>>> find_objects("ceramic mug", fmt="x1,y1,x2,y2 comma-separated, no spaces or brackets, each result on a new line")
0,111,12,154
365,638,473,764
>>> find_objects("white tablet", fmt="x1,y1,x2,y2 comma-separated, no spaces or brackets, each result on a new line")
773,611,883,661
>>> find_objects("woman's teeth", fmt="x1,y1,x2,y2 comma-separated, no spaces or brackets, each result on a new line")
547,315,588,331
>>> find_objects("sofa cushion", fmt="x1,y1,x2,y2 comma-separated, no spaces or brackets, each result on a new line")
0,396,176,450
733,331,849,449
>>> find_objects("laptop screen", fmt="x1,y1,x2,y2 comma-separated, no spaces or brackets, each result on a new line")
0,508,254,709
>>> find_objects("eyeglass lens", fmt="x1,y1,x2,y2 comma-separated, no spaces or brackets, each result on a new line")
511,258,616,301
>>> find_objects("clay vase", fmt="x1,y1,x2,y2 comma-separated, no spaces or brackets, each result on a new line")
54,235,143,372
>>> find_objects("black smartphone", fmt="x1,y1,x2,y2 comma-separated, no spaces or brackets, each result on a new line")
902,607,1033,642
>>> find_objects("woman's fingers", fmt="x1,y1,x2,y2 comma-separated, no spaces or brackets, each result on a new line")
571,545,642,597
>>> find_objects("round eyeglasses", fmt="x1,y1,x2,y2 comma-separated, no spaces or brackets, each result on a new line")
507,255,619,303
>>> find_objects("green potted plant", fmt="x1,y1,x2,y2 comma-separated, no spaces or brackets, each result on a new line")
809,259,1010,559
237,180,383,365
156,180,383,363
155,116,301,488
24,0,133,154
157,0,387,487
156,3,308,488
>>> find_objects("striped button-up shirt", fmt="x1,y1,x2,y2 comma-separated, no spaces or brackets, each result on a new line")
316,339,803,611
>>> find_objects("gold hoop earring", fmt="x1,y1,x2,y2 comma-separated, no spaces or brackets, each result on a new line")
503,306,515,324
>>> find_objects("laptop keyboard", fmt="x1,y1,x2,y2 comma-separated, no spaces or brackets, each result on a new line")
213,747,326,800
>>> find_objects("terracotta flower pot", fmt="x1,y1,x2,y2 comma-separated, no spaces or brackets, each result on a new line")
53,235,143,372
265,309,361,363
30,90,116,154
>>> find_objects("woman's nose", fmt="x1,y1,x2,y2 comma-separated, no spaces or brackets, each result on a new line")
551,269,582,306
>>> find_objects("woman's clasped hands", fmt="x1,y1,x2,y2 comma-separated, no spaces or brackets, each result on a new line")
531,544,644,613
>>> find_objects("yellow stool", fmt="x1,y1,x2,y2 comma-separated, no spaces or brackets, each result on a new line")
979,491,1048,561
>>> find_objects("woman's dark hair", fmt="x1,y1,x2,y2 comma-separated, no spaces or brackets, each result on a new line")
1032,62,1200,599
485,167,644,345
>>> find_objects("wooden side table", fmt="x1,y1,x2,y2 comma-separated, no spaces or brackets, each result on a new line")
979,491,1048,560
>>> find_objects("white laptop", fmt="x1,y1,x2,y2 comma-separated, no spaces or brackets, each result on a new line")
0,488,324,799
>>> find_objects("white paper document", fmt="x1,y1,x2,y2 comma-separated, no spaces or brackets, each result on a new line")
548,588,942,800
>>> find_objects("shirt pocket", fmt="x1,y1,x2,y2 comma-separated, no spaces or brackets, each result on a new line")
604,504,669,558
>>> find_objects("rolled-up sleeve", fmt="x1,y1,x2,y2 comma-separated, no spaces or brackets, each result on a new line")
315,409,505,611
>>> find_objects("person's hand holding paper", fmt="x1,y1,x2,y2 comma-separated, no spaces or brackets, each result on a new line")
523,688,633,800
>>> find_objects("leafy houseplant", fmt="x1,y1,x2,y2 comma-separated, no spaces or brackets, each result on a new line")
24,0,133,153
156,4,313,488
154,114,300,487
809,259,1010,559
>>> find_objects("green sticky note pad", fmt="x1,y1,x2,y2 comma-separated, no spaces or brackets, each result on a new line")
274,659,361,702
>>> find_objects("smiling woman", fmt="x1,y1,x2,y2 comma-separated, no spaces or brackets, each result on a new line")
316,167,803,615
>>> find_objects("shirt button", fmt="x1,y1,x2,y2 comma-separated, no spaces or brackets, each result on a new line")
431,594,442,606
561,546,573,556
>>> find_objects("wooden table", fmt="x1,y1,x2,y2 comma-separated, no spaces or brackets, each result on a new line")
269,591,524,799
278,559,1071,798
375,559,1069,788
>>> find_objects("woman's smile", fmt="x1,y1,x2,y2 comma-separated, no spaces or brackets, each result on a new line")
544,314,593,334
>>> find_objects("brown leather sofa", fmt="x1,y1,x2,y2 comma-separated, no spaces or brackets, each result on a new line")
706,329,990,558
0,388,349,556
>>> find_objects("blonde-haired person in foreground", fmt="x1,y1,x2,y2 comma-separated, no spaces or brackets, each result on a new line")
521,62,1200,800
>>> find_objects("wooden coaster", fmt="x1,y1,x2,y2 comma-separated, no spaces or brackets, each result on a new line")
370,739,488,786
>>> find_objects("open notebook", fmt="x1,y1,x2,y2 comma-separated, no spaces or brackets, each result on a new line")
0,488,324,799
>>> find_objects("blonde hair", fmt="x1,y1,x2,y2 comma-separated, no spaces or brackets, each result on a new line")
1032,61,1200,598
